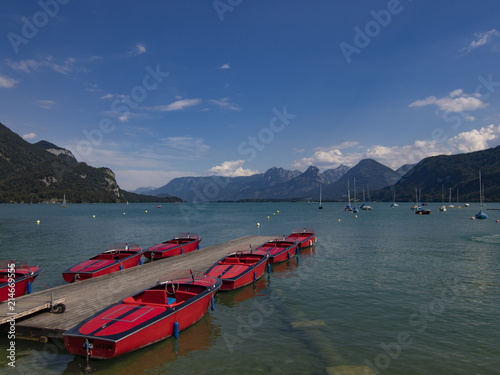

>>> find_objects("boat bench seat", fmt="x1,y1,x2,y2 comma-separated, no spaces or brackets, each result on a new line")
221,258,241,265
127,290,169,305
97,254,115,260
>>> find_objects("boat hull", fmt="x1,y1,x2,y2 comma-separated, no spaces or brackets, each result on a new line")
63,277,221,359
253,240,298,264
62,246,143,283
205,252,269,291
144,236,201,260
0,265,43,302
285,229,316,249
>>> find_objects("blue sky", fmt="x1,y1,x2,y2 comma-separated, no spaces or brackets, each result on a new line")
1,1,500,190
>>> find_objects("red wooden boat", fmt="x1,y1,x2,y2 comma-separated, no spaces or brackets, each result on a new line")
144,233,201,261
0,261,43,302
63,273,221,359
204,250,269,291
285,228,316,248
253,239,298,264
62,243,143,283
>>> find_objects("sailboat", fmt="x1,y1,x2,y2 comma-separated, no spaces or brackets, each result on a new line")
360,188,372,210
475,172,487,220
344,180,352,212
318,184,323,209
455,189,462,209
391,191,399,208
61,194,67,208
352,178,358,213
438,185,446,212
447,188,454,208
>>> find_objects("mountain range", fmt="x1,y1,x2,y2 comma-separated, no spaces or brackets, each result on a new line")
138,160,402,202
137,147,500,203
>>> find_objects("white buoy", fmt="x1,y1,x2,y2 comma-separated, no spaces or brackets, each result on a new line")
36,220,40,224
257,223,260,227
92,215,95,218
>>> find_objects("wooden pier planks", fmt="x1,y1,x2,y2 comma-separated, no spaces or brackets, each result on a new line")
0,236,273,339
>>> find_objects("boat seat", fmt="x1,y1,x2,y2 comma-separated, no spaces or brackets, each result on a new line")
138,290,168,305
98,254,115,260
222,258,241,264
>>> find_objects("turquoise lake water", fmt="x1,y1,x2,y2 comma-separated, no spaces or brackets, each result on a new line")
0,202,499,374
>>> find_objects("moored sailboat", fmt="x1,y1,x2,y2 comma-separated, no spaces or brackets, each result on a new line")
475,171,487,220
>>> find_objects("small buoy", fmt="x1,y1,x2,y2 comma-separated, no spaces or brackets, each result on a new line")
338,219,341,222
273,213,275,215
496,220,499,223
257,223,260,227
471,217,475,220
267,216,270,219
277,210,279,213
119,264,123,270
355,215,358,218
36,220,40,224
27,282,31,294
254,271,257,281
145,210,148,213
139,259,142,265
92,215,95,218
267,264,271,273
211,297,215,311
123,212,126,215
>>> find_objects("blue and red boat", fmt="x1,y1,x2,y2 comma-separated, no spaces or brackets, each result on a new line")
144,233,201,260
285,228,316,249
0,261,43,302
204,250,269,291
62,243,143,283
63,273,221,359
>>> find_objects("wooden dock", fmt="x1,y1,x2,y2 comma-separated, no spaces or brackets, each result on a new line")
0,236,274,340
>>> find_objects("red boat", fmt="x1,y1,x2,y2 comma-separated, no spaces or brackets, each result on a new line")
0,261,43,302
253,239,298,264
144,233,201,261
62,243,143,283
204,250,269,291
285,228,316,248
63,273,221,359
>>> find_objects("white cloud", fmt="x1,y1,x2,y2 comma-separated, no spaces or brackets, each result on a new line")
158,137,210,154
207,160,258,177
22,133,37,140
6,56,77,75
129,43,147,56
409,90,488,113
142,98,202,112
448,124,500,153
208,97,242,111
0,74,19,88
463,29,499,53
36,100,56,109
293,124,500,171
219,63,231,69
